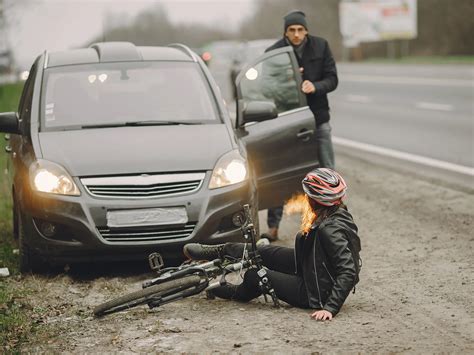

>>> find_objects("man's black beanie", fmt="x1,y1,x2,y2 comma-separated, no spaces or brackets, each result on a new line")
284,10,308,31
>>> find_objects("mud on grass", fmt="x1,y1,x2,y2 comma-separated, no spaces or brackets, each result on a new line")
0,188,48,352
0,274,57,352
0,226,52,352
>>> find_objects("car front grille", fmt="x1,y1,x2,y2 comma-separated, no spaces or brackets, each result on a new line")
97,223,197,243
81,172,205,199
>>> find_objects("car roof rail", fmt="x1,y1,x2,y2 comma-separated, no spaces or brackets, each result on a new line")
168,43,198,62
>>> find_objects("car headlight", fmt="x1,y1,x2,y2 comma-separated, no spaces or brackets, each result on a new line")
209,150,248,189
29,159,80,196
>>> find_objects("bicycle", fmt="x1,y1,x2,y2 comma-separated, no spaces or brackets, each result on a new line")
93,204,280,317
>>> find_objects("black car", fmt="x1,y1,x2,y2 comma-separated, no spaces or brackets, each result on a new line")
0,42,318,271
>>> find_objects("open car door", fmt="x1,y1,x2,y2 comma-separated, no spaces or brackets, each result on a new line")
235,46,319,210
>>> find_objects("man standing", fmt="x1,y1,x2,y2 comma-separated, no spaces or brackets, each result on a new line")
264,10,338,241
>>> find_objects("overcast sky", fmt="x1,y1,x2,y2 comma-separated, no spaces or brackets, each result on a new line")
4,0,256,68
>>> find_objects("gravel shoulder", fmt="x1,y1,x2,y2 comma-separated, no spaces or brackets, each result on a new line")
10,153,474,353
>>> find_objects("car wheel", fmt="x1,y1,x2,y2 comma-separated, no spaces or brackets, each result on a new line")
17,211,46,273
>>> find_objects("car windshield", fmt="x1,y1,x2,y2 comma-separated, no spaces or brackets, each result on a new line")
41,61,219,130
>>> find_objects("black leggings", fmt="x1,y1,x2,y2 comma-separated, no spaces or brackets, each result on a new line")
221,243,309,308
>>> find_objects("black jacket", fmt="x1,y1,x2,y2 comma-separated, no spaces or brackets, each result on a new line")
266,35,338,126
294,207,359,315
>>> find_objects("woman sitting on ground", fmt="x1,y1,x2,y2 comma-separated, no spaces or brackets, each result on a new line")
184,168,361,321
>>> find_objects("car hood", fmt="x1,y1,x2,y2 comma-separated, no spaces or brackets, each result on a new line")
38,125,233,176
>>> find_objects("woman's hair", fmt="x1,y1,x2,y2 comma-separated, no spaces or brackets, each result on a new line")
301,194,345,234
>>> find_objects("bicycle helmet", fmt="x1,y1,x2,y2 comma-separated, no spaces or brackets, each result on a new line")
302,168,347,206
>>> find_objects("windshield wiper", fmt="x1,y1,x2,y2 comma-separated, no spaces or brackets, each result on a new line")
81,123,128,129
127,120,201,126
81,120,201,129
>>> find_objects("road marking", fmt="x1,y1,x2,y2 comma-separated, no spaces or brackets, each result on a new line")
341,74,473,87
415,102,454,111
346,95,372,103
333,136,474,176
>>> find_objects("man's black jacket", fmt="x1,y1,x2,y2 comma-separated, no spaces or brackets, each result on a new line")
266,35,338,126
294,207,360,315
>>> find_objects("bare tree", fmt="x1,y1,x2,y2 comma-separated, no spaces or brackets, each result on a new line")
87,4,236,49
86,0,473,59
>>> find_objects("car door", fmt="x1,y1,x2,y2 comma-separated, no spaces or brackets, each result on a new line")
234,46,318,210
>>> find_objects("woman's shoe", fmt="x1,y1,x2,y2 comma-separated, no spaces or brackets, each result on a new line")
183,243,226,260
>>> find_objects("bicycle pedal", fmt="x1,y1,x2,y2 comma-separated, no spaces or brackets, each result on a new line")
148,252,164,272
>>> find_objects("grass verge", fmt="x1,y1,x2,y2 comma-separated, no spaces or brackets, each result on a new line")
0,281,34,351
0,82,33,352
0,83,23,112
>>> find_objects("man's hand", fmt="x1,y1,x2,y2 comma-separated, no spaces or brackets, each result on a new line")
310,310,333,321
302,80,315,94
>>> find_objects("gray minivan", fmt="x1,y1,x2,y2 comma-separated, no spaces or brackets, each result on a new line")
0,42,318,271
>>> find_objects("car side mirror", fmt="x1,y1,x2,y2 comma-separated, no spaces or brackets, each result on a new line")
241,101,278,125
0,112,21,134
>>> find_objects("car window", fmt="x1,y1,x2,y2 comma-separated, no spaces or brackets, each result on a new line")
239,52,301,114
41,61,219,130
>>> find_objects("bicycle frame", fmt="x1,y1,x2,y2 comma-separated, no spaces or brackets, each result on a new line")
142,204,280,309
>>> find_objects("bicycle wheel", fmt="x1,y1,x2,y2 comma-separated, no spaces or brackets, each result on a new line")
93,274,201,316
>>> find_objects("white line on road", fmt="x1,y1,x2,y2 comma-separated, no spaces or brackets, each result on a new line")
341,74,473,87
333,136,474,176
415,102,454,111
346,95,373,103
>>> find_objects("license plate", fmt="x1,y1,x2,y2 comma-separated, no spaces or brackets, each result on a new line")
106,207,188,228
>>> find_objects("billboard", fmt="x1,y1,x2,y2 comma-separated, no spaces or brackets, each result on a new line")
339,0,417,47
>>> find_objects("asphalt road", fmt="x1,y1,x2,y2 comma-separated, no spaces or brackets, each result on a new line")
332,63,473,168
213,62,473,170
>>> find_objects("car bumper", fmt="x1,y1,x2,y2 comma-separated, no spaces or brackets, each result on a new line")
20,173,255,263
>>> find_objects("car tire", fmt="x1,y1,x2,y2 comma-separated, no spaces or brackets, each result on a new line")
18,211,46,273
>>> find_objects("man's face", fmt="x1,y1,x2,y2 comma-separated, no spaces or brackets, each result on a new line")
285,25,308,46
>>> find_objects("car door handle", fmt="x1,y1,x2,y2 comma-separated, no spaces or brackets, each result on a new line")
5,145,12,153
296,129,314,141
4,134,10,141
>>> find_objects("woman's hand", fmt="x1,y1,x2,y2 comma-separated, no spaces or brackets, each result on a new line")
310,310,333,321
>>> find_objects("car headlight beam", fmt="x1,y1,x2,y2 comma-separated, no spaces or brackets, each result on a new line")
30,160,80,196
209,150,248,189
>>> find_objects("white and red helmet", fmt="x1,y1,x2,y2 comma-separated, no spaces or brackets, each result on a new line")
302,168,347,206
